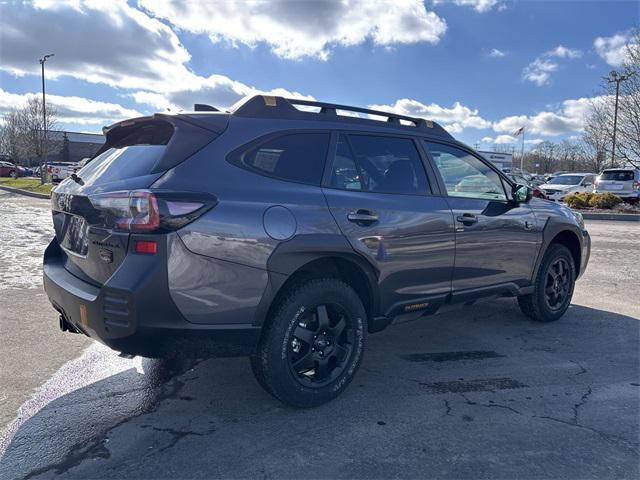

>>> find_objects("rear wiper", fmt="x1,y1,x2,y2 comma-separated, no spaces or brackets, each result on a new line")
71,173,84,186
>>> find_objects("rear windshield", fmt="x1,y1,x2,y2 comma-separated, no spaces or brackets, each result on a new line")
76,121,173,186
77,145,165,186
600,170,635,181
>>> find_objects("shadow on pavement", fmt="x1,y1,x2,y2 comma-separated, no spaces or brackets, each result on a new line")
1,300,639,479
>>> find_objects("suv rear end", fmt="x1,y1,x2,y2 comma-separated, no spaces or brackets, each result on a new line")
594,168,640,202
42,111,264,357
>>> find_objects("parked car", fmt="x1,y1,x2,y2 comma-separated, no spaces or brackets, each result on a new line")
44,95,590,407
594,168,640,203
508,174,548,199
0,161,17,177
47,162,77,183
539,173,597,202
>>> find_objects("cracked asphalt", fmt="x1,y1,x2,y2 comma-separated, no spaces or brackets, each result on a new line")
0,190,639,479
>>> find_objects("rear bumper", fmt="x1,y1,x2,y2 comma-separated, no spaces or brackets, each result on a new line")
43,238,261,358
594,189,639,199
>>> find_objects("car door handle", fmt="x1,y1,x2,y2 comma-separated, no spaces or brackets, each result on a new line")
347,210,379,224
456,213,478,225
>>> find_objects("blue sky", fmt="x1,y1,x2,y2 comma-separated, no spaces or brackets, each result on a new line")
0,0,637,151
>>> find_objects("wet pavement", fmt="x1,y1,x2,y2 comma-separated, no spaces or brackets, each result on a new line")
0,191,638,479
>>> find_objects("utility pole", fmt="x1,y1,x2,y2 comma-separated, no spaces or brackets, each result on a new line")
607,70,633,168
39,53,54,184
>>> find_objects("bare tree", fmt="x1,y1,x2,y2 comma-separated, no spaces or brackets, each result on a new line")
0,110,22,162
582,30,639,168
0,97,61,173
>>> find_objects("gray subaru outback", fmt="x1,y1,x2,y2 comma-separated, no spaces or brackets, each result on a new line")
44,95,590,407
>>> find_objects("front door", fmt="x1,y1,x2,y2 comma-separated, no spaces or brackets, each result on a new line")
423,141,540,293
322,133,455,316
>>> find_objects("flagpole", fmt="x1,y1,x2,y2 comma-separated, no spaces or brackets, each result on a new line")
520,128,525,171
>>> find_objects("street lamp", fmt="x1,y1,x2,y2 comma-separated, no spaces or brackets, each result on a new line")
606,70,633,168
39,53,54,183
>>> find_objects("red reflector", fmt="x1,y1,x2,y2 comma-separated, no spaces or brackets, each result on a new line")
134,240,157,254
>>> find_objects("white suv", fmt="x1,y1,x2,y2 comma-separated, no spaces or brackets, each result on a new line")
594,168,640,203
540,173,597,202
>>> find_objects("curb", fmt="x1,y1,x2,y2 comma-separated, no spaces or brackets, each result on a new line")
579,212,640,222
0,185,51,200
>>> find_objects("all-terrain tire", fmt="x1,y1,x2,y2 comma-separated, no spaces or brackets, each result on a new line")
518,243,576,322
251,278,367,408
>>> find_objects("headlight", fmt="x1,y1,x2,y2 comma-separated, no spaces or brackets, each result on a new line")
572,211,585,229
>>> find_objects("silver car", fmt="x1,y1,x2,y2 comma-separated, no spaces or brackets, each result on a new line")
594,168,640,203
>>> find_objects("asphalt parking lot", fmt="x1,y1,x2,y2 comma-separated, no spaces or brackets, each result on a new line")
0,190,638,479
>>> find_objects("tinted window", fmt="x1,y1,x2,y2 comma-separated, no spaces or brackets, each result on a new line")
600,170,634,181
425,142,506,201
330,134,429,195
242,133,329,185
77,145,165,186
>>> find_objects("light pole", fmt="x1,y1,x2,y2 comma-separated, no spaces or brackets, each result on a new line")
607,70,632,168
39,53,54,183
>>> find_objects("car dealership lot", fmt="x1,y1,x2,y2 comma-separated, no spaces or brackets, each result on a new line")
0,190,638,479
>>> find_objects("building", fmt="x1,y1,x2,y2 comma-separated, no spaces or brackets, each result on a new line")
478,150,513,171
48,131,105,163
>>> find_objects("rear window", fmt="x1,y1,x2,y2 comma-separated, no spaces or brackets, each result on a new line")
76,121,174,186
77,146,165,185
600,170,635,181
239,133,330,185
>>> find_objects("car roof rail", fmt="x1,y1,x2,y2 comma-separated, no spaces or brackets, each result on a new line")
230,95,453,138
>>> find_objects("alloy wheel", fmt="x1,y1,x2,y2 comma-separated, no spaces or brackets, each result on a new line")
287,303,355,387
544,258,571,311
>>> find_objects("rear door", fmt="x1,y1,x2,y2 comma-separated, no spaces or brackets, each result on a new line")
322,133,455,316
423,141,540,293
597,170,635,194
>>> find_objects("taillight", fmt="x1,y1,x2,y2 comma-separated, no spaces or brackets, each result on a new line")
89,190,216,233
633,180,640,190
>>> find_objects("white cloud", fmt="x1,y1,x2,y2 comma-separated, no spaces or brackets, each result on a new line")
482,134,517,144
0,88,143,125
489,48,506,57
523,59,558,86
594,31,634,66
435,0,500,13
522,45,583,86
368,98,491,134
0,0,198,92
0,0,317,113
548,45,583,59
493,96,606,136
525,138,545,145
139,0,447,61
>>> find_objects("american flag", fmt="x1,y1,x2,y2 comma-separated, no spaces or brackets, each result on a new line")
512,127,525,137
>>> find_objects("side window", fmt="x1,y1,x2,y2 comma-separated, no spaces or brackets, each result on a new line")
241,133,330,185
329,134,429,195
424,142,507,201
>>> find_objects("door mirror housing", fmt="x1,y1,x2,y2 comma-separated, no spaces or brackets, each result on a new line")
512,184,532,203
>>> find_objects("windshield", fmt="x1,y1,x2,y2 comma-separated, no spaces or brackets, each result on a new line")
600,170,634,181
548,175,583,185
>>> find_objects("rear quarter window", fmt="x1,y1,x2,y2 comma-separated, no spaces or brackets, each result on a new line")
233,133,330,185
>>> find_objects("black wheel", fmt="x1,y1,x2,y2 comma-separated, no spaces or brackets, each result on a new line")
251,278,366,408
518,244,576,322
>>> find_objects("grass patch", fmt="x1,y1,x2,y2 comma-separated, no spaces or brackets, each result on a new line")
0,177,53,195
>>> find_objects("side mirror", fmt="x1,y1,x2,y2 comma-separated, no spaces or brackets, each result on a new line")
513,184,532,203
